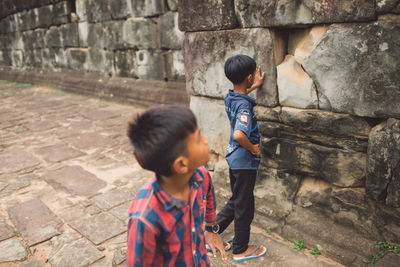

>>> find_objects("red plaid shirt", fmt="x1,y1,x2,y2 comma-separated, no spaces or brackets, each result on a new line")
126,166,217,267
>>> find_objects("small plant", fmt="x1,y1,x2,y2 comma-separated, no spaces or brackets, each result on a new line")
310,246,321,258
21,9,28,15
266,228,272,235
294,240,306,252
13,230,21,237
362,240,400,266
283,236,288,242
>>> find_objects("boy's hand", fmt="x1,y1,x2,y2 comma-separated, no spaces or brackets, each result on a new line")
251,144,261,157
253,66,265,88
204,231,227,261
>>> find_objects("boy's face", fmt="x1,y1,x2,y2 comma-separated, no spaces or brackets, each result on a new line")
185,127,210,171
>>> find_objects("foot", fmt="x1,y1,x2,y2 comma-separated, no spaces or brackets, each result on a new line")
233,245,266,258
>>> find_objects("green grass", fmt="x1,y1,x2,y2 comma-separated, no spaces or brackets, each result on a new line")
363,240,400,266
294,240,306,252
266,228,272,235
13,230,21,237
310,246,321,258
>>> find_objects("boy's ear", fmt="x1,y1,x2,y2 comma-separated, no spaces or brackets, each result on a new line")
171,156,189,175
247,73,253,84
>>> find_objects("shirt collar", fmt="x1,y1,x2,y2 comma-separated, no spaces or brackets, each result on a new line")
152,172,203,211
228,89,257,106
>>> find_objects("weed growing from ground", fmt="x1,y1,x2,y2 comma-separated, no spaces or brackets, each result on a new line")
362,240,400,266
294,240,306,251
266,228,272,235
310,246,321,258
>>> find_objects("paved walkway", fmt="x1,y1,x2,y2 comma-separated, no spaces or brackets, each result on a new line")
0,81,342,267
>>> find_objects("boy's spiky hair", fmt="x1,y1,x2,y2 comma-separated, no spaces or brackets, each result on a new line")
224,54,257,84
127,105,197,176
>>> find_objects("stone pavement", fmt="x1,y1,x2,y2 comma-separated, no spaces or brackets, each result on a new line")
0,80,342,267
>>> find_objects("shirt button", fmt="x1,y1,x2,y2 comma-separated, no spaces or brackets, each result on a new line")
193,250,196,255
192,227,195,232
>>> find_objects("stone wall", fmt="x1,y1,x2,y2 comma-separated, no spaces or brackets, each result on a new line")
181,1,400,266
0,0,188,106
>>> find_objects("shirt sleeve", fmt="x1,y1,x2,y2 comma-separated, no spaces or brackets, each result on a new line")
204,169,217,223
234,107,253,138
126,217,157,267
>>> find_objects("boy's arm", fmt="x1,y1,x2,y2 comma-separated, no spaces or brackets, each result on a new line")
127,217,157,267
233,130,260,157
246,66,265,95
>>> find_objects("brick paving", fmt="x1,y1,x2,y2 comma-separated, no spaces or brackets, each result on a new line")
0,81,342,266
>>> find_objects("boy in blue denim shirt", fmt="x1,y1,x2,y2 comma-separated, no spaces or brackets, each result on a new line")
215,54,266,262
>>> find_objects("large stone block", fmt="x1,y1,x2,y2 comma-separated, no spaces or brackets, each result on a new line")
32,49,43,68
167,0,178,11
123,18,158,50
60,23,79,47
45,26,63,48
53,1,71,25
76,0,88,21
235,0,376,27
135,50,165,80
178,0,238,31
32,29,46,49
67,48,89,71
113,49,137,78
303,15,400,118
376,0,400,14
164,50,185,82
87,48,114,75
277,55,318,109
103,21,125,50
36,5,53,28
86,0,111,23
18,9,37,31
190,96,230,156
129,0,166,17
11,50,24,67
87,23,105,49
78,22,89,47
183,28,278,107
159,12,183,50
110,0,130,19
260,136,366,187
367,119,400,207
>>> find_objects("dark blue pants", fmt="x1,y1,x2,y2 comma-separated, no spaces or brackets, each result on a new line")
216,169,257,254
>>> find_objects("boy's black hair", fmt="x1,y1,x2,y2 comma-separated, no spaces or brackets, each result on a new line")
224,54,257,84
127,105,197,176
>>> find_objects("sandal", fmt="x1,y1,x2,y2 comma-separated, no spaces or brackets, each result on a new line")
233,245,267,262
206,241,231,252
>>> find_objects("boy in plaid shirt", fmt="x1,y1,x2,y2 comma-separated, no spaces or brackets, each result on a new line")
126,105,226,266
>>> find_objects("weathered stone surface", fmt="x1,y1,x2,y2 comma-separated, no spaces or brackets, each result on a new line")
366,119,400,207
88,48,114,74
65,132,115,150
165,50,185,81
376,0,400,14
167,0,178,11
78,22,89,47
87,23,105,49
44,166,106,196
113,248,127,266
0,150,40,174
8,199,63,246
53,1,71,25
110,0,130,19
183,28,278,106
277,55,318,109
36,5,53,28
109,202,130,222
18,9,37,31
178,0,238,31
48,232,104,267
159,12,183,50
254,106,281,122
91,187,134,211
279,107,371,137
11,50,24,67
303,15,400,118
103,21,125,50
66,48,89,71
69,212,126,245
32,29,46,49
254,167,301,229
235,0,376,27
135,50,165,80
76,0,88,21
113,50,137,78
260,137,366,187
86,0,111,23
60,23,79,48
0,221,14,241
190,96,230,156
0,240,27,262
129,0,166,17
45,26,62,48
18,258,46,267
123,18,158,49
34,143,86,162
290,25,328,65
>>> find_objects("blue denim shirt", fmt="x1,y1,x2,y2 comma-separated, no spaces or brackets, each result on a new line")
224,90,260,170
